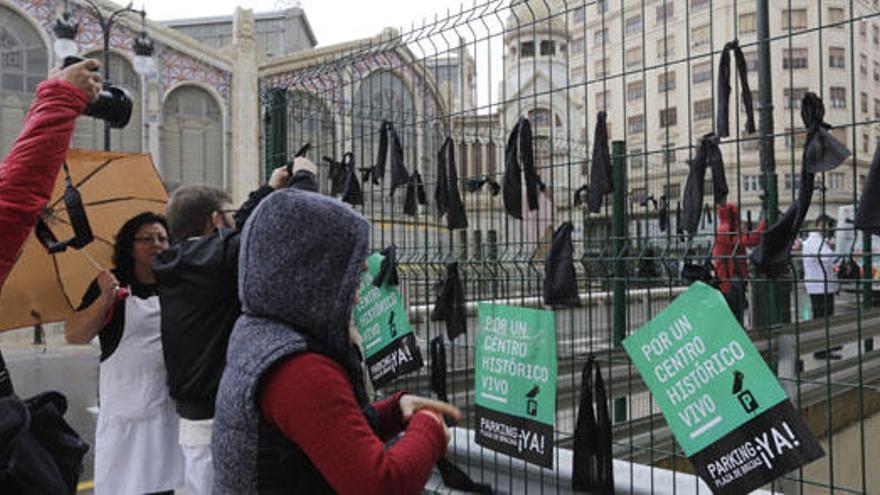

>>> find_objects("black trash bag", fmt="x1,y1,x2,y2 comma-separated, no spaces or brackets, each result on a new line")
0,391,89,495
404,169,426,216
572,356,614,494
717,39,756,137
374,120,411,196
855,143,880,236
34,164,94,254
588,111,613,214
431,262,467,340
374,244,400,288
544,222,579,307
435,137,469,230
801,92,851,174
681,133,727,236
503,117,541,219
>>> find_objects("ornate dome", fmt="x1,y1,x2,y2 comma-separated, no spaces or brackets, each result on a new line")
504,0,568,38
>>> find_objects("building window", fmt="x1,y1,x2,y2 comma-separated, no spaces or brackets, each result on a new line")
528,109,551,127
487,142,497,175
627,80,644,101
664,144,677,164
690,0,709,10
625,15,643,34
657,36,675,59
785,128,807,149
694,98,713,121
743,50,758,71
740,13,757,34
691,25,710,50
630,148,644,168
628,114,645,134
874,62,880,82
862,92,869,114
784,88,808,109
595,58,608,78
660,107,678,128
625,47,642,68
874,25,879,44
597,0,607,13
656,2,674,23
830,87,846,108
596,91,609,112
473,142,483,177
875,98,880,119
862,20,868,37
595,28,608,46
864,133,870,154
861,54,869,75
783,48,808,69
744,175,761,192
693,62,712,83
573,6,585,23
540,40,556,56
571,38,584,55
829,47,846,68
658,71,676,92
784,173,802,191
829,7,846,27
521,41,535,57
829,173,845,191
782,9,808,30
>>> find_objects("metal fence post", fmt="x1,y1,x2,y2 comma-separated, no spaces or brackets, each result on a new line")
264,87,288,181
757,0,780,327
864,235,874,309
612,140,628,423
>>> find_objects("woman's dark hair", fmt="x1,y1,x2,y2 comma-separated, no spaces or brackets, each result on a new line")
113,212,168,283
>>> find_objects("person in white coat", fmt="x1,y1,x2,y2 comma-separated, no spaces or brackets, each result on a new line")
802,215,839,318
66,212,184,494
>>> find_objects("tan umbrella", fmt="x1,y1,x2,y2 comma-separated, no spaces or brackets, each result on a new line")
0,149,168,333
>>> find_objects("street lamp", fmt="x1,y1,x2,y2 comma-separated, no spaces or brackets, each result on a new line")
53,0,155,151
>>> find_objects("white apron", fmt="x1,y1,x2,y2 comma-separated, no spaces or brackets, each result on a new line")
94,294,184,495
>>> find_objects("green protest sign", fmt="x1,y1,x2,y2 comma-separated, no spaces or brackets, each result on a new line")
475,303,557,468
353,252,422,387
623,282,823,494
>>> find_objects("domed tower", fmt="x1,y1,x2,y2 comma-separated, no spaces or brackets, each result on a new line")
501,0,580,203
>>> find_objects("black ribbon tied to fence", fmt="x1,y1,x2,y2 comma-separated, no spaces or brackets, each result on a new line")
431,262,467,340
325,153,364,206
373,244,399,288
372,120,410,196
465,176,501,196
572,356,614,494
403,169,427,216
681,133,728,236
588,111,613,214
503,116,542,219
855,143,880,235
716,39,756,138
544,221,579,308
658,195,670,232
435,137,468,230
751,92,848,278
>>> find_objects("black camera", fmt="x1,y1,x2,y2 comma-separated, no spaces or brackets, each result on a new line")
62,56,133,129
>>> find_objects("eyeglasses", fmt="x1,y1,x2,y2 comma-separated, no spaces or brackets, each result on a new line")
134,234,169,245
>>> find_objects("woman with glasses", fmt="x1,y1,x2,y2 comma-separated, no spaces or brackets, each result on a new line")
65,212,184,495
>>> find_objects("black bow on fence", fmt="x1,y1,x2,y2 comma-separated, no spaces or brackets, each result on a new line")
588,111,613,214
373,120,410,196
716,39,756,138
326,153,364,206
431,262,467,340
680,133,727,236
435,137,468,230
503,116,542,219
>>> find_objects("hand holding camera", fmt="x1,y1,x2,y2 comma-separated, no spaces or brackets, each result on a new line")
51,58,102,103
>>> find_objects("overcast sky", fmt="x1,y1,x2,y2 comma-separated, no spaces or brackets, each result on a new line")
145,0,471,47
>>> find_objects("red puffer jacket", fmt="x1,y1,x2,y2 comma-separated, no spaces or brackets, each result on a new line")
0,79,89,289
712,202,767,293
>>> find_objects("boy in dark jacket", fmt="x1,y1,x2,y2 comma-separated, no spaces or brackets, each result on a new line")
153,158,318,495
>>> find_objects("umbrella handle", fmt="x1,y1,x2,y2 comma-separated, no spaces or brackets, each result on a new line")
80,249,104,271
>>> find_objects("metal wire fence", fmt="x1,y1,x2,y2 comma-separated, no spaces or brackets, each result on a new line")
259,0,880,492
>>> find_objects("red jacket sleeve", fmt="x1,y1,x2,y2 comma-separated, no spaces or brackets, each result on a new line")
373,390,407,442
0,79,89,288
260,353,447,495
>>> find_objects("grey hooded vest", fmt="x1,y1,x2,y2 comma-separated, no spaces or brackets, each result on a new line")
212,188,372,493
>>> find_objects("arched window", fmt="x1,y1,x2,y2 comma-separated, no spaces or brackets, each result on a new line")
0,6,48,156
72,52,142,152
289,90,334,192
352,70,417,211
160,85,224,188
